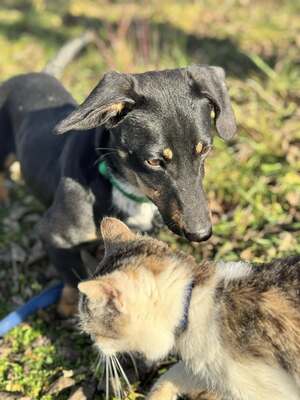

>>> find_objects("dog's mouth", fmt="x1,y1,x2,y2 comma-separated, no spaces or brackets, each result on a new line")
182,226,212,242
148,190,213,243
164,218,212,242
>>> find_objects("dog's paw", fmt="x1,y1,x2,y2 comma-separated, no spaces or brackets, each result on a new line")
57,285,79,318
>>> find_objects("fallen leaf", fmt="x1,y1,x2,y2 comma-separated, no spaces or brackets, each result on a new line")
47,376,76,395
68,381,96,400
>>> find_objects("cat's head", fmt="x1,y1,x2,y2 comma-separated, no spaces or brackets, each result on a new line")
78,217,194,361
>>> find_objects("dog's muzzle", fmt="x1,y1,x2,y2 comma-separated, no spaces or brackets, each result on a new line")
183,226,212,242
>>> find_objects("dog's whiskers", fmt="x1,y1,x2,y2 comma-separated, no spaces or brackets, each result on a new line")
96,146,117,151
71,267,84,282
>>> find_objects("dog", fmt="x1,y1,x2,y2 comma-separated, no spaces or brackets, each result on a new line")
0,65,236,314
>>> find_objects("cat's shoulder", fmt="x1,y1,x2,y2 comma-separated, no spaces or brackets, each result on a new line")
216,261,253,282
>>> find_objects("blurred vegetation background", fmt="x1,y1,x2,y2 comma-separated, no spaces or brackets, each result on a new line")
0,0,299,399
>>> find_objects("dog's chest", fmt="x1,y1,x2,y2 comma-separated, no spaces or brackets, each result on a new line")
111,186,158,232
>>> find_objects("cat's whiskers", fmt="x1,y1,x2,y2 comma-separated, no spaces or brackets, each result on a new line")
111,356,122,399
113,354,128,398
105,356,110,400
94,351,105,384
108,357,115,397
93,351,125,399
95,146,117,152
127,352,139,379
93,352,101,372
113,354,132,390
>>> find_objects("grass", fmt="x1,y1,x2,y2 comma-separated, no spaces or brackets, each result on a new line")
0,0,299,398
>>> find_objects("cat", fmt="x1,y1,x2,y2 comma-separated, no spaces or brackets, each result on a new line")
78,217,300,400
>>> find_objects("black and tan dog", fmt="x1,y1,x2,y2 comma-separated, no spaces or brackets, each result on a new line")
0,65,236,314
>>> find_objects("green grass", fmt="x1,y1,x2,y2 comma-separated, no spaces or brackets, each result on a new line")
0,0,299,398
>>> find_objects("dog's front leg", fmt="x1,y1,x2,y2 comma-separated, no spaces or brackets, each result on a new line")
45,245,88,317
39,177,100,316
147,361,217,400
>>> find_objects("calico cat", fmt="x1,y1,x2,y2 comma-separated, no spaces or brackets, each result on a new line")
78,217,300,400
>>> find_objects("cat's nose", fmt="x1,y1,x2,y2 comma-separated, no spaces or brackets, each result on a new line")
184,226,212,242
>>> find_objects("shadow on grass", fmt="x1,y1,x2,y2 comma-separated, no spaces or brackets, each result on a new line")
0,0,259,78
0,17,70,48
63,13,259,77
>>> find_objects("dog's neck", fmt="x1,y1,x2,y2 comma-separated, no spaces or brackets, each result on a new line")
111,174,158,232
95,128,159,232
98,161,149,204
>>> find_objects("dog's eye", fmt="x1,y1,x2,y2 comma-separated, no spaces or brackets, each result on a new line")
195,142,211,156
145,159,162,168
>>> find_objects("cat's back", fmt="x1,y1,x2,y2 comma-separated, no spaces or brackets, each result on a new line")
216,255,300,382
220,255,300,298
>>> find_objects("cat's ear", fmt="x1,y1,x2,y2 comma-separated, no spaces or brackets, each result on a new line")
78,278,124,310
78,279,103,300
100,217,136,254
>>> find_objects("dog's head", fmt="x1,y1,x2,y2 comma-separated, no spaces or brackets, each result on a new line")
56,66,236,242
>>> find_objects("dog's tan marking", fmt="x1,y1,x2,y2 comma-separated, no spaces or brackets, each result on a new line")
135,175,160,199
85,231,98,241
9,160,21,182
0,173,8,203
4,153,16,169
106,102,124,114
169,198,183,228
117,149,127,159
57,285,79,317
163,148,173,160
0,154,19,203
195,142,204,154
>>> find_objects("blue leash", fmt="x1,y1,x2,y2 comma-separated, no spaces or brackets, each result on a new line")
0,282,63,336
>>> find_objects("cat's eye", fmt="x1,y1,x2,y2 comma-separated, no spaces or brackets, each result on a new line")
145,159,162,169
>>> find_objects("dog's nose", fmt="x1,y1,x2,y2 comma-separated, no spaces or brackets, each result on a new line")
184,226,212,242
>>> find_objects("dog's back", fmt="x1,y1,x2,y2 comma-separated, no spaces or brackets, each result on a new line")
0,73,77,204
0,32,94,202
0,73,76,135
0,78,15,171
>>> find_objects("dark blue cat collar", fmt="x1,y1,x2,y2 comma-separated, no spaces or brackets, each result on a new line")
176,280,194,335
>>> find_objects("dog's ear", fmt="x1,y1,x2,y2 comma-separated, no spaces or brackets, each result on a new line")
187,65,236,140
55,71,137,134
